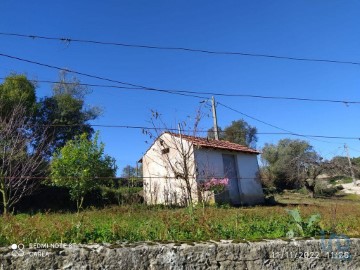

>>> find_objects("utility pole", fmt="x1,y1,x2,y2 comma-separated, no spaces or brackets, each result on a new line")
344,144,357,186
211,96,220,140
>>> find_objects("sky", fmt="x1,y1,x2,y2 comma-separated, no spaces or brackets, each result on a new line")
1,1,360,174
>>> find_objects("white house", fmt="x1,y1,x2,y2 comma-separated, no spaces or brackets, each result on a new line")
140,132,264,206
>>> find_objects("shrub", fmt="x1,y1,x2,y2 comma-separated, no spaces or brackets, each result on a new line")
314,182,338,197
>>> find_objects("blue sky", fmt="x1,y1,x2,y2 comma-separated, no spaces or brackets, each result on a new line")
1,1,360,174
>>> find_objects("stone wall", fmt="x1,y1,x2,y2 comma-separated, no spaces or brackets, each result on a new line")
0,238,359,269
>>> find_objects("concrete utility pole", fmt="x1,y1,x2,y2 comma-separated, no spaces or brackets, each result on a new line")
211,96,220,140
344,144,357,186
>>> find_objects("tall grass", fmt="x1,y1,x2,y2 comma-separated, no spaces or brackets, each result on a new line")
1,203,360,246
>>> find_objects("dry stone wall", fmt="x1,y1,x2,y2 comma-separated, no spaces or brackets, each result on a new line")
0,238,359,269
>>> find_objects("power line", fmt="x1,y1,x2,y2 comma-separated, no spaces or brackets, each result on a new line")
35,123,360,141
348,146,360,153
1,76,360,105
0,53,206,100
1,32,360,66
217,102,345,145
0,53,358,142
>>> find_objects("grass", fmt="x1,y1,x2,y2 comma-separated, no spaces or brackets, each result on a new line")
329,176,353,185
339,193,360,201
1,194,360,246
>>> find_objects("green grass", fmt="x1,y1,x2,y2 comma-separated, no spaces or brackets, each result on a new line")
329,176,353,185
1,197,360,246
340,193,360,201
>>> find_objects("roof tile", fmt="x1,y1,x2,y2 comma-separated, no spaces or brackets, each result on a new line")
167,132,259,154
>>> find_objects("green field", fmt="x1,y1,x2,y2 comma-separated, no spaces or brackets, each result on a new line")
1,193,360,246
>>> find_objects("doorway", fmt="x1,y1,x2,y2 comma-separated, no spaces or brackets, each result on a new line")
222,154,241,205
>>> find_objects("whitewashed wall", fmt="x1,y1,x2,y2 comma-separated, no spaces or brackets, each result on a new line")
142,133,197,205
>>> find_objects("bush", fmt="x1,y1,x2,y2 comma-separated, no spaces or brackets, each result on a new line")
314,182,338,197
100,186,143,205
329,176,353,185
297,187,309,195
263,187,277,196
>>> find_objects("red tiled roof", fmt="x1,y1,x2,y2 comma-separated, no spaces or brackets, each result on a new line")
167,132,260,154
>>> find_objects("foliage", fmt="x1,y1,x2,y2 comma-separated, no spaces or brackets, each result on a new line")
314,181,341,197
33,71,101,159
286,208,322,238
353,157,360,178
1,202,358,246
51,132,116,211
0,74,36,118
100,186,143,205
100,177,143,205
0,206,302,245
328,176,353,185
261,139,318,190
121,164,142,177
208,119,257,147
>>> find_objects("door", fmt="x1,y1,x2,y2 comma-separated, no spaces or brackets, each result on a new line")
222,154,241,205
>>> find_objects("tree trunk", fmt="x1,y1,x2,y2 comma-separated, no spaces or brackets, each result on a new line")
0,178,8,215
1,189,9,216
76,196,84,213
304,180,315,198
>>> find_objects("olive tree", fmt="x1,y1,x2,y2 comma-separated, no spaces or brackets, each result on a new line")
208,119,257,147
261,139,316,190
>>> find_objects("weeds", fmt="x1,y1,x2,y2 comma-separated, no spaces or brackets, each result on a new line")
0,203,359,246
286,208,322,238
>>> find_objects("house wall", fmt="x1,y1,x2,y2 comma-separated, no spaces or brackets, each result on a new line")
142,133,197,205
142,134,264,206
194,149,264,205
236,153,264,205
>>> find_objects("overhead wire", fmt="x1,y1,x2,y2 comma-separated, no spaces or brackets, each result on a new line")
217,102,345,145
1,77,359,105
0,54,358,144
25,123,360,141
0,53,206,100
1,32,360,66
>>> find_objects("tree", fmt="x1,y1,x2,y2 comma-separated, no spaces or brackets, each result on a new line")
143,109,204,206
33,71,101,159
0,74,36,119
121,165,137,178
353,157,360,178
51,132,116,211
261,139,316,190
325,156,360,179
208,119,257,147
300,154,334,198
0,104,49,215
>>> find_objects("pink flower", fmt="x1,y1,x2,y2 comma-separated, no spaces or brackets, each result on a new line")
203,178,229,193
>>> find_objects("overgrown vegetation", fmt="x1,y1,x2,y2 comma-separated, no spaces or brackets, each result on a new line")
286,208,321,238
0,201,359,246
0,73,107,215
